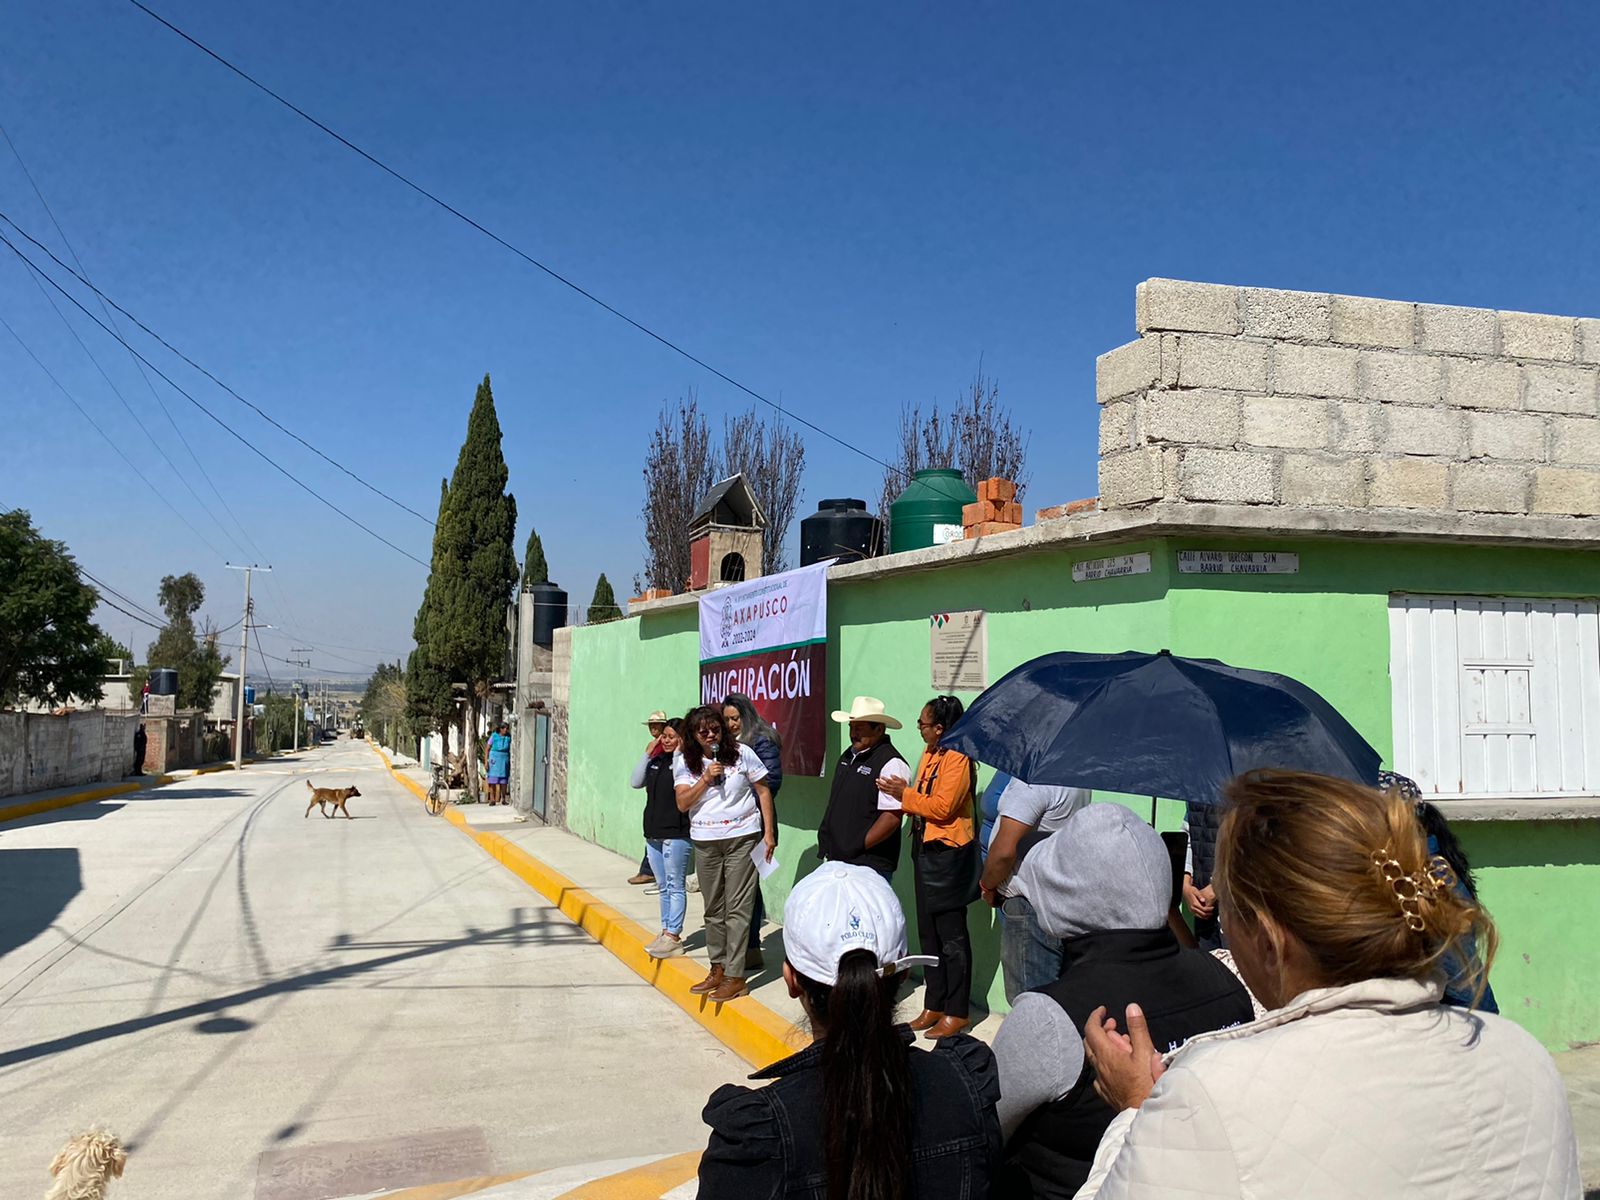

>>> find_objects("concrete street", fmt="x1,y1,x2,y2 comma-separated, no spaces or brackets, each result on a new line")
0,738,746,1199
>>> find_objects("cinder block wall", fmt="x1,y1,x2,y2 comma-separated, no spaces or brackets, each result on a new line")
1096,279,1600,518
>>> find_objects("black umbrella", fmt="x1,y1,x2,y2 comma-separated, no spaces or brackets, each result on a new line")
941,649,1381,808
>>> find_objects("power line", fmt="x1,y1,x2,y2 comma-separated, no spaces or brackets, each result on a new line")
76,567,167,626
13,250,252,558
253,624,395,671
96,593,166,632
121,0,918,487
0,229,430,568
0,120,263,564
251,623,276,691
0,122,314,641
0,209,435,528
0,308,229,559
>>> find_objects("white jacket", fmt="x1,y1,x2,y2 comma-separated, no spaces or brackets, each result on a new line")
1074,976,1580,1200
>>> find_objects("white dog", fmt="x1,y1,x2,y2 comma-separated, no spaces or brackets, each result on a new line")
46,1128,125,1200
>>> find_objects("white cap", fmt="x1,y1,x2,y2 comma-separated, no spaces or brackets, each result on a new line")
782,863,937,985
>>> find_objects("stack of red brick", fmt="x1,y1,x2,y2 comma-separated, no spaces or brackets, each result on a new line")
628,588,674,606
963,477,1023,538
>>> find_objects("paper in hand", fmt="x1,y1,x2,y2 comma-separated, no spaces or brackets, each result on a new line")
750,841,780,880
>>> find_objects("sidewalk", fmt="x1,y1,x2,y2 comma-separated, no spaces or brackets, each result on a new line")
383,754,1000,1051
376,752,1599,1198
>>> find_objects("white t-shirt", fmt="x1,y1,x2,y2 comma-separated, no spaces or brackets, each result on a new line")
672,744,770,840
997,779,1092,832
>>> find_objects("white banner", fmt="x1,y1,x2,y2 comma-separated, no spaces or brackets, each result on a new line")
698,560,830,662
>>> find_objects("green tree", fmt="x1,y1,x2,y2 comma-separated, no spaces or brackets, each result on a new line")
361,660,409,755
425,376,518,799
588,573,622,624
0,509,108,708
143,572,230,711
407,479,455,747
520,526,548,590
257,690,299,753
90,631,133,668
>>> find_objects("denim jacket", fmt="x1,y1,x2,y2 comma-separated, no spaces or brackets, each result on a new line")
699,1028,1002,1199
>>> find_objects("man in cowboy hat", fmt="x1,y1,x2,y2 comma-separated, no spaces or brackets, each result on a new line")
817,697,912,882
628,710,673,886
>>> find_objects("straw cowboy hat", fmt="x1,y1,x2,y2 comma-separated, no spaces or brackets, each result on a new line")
830,696,903,730
642,710,669,725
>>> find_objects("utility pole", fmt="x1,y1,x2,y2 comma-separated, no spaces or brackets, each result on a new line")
225,563,271,769
289,651,312,751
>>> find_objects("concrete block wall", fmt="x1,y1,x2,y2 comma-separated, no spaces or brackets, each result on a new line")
1096,279,1600,518
0,711,138,798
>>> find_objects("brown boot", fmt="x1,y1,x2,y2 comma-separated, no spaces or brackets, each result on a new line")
907,1009,944,1032
923,1015,971,1040
708,975,748,1002
689,965,725,995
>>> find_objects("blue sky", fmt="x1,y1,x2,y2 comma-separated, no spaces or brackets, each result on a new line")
4,2,1598,682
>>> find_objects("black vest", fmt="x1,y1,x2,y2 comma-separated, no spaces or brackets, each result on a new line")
641,752,690,840
817,738,904,875
1186,800,1222,887
1002,929,1254,1200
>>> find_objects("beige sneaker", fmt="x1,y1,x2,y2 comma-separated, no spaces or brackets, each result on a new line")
647,932,684,959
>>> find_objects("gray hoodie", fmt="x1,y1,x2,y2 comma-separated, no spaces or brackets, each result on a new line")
994,803,1175,1140
1009,803,1172,939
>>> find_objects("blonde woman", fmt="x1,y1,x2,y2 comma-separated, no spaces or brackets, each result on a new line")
1075,771,1579,1200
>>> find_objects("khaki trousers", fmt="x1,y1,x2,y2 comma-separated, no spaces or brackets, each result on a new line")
692,832,761,972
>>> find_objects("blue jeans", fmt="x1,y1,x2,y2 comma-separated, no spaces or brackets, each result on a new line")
645,838,691,936
1001,893,1064,1003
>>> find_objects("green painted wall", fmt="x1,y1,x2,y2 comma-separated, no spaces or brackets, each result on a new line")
565,534,1600,1047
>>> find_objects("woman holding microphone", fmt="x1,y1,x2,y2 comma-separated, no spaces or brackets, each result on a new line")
674,705,776,1002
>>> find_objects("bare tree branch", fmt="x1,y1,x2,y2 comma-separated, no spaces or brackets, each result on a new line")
640,391,714,592
720,408,806,573
877,366,1029,525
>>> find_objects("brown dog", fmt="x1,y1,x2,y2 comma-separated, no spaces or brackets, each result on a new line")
304,780,361,819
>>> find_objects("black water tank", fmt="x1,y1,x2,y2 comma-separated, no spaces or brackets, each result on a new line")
149,667,179,695
528,581,569,647
800,498,884,567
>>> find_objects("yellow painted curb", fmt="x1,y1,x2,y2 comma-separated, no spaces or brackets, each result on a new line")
0,752,275,826
552,1150,702,1198
373,1151,701,1200
373,1171,534,1199
369,742,802,1069
0,774,176,825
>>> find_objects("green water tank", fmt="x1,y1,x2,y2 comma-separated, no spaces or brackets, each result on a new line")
888,468,976,553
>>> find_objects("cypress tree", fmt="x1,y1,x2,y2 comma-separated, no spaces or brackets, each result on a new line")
588,573,622,624
429,376,519,798
521,526,548,590
407,478,454,752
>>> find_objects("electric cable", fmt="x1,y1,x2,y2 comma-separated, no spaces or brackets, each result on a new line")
0,209,435,527
13,253,252,558
0,229,430,568
251,623,276,691
0,125,312,639
0,121,262,563
76,567,167,627
119,0,936,490
0,308,229,559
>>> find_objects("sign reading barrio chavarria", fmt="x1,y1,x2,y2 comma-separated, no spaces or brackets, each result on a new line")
1178,550,1300,575
930,610,988,692
1072,552,1152,583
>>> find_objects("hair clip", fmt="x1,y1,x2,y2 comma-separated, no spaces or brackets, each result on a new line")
1371,847,1428,932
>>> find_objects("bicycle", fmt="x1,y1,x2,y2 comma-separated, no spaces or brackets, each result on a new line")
426,762,450,816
